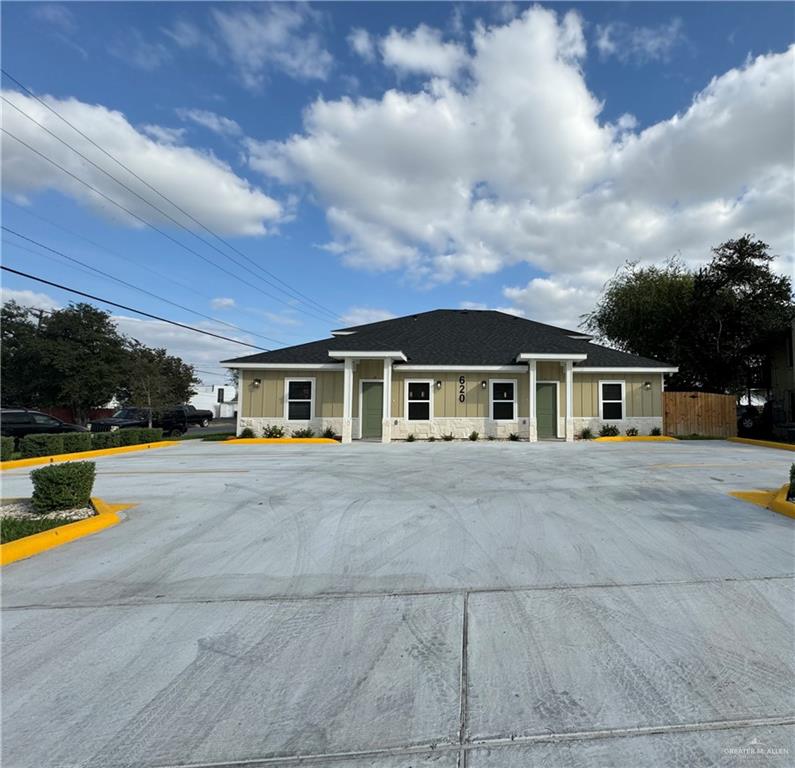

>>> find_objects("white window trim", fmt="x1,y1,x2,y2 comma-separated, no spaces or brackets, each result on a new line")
536,380,561,438
489,378,518,421
599,380,625,421
284,377,315,421
358,378,383,439
404,379,434,422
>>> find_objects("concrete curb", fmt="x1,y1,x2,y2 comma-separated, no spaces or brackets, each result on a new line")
223,438,339,445
593,436,678,443
727,437,795,452
770,484,795,518
0,497,133,566
730,484,795,520
0,441,179,471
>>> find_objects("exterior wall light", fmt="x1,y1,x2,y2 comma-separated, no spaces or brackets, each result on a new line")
481,380,487,389
435,380,442,390
643,381,652,391
253,378,262,388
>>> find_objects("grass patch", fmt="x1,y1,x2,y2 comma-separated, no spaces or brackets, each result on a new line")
1,516,75,544
674,434,725,440
178,431,233,441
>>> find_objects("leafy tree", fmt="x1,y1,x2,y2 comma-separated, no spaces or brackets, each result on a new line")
1,301,51,407
117,341,198,426
585,236,794,393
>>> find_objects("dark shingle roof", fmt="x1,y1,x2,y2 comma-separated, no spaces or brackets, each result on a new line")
222,309,673,368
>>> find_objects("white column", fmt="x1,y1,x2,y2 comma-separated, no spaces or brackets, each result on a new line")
528,360,537,442
381,358,392,443
235,369,243,437
342,357,353,443
565,360,574,442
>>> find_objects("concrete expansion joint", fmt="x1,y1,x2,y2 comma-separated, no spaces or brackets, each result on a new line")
148,716,795,768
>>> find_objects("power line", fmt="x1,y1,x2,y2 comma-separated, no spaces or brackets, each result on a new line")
1,126,335,324
1,264,268,351
1,71,342,322
2,226,287,345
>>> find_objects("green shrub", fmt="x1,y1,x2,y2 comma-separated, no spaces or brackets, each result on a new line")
239,427,255,438
469,431,479,441
487,435,495,441
31,461,96,513
90,432,120,450
442,433,454,441
117,428,144,446
509,433,520,441
1,436,15,461
579,427,594,440
201,433,234,441
139,427,163,443
599,424,620,437
650,427,662,436
262,424,285,438
406,433,415,442
292,427,315,438
789,463,794,502
20,433,64,458
61,432,92,453
321,426,336,439
625,427,639,437
427,435,436,442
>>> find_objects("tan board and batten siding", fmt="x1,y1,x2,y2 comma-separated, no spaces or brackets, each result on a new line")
241,367,662,419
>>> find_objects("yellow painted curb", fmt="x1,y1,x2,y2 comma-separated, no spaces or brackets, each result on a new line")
223,438,339,445
0,441,179,471
0,497,134,566
727,437,795,452
594,436,678,443
730,485,795,520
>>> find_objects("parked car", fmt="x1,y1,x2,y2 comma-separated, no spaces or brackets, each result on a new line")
88,407,188,436
736,404,760,434
173,404,214,428
1,408,88,444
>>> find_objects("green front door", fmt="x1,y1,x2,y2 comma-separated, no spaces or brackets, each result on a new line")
536,383,557,439
361,382,383,439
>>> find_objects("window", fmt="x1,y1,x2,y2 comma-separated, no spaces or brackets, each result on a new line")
217,387,225,404
600,381,625,420
32,414,60,426
2,412,32,424
406,380,432,420
490,380,516,421
285,379,313,420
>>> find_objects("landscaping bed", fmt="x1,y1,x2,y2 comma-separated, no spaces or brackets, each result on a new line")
1,499,96,544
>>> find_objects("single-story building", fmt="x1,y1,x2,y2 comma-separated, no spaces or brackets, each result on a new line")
221,309,677,442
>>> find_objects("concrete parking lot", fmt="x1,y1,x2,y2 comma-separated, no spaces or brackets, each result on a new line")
2,440,793,767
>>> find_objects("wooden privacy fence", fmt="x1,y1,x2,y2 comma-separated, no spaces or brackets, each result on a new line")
663,391,737,438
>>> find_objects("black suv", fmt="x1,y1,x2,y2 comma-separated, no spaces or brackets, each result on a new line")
1,408,88,443
88,407,188,436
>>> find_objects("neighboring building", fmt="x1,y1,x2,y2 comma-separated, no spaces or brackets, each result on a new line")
190,384,237,418
221,309,677,443
770,319,795,436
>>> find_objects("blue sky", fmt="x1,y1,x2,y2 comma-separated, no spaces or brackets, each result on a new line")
2,2,793,382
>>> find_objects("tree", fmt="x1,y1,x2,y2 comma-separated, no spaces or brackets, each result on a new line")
584,236,794,393
117,342,198,426
1,302,51,407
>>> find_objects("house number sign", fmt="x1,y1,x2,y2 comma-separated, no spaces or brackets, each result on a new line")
458,376,466,403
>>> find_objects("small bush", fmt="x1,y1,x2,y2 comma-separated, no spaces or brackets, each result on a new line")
789,463,795,502
117,428,144,446
442,433,454,441
625,427,639,437
487,435,495,441
406,433,415,442
1,436,15,461
239,427,255,438
61,432,92,453
650,427,662,436
20,433,64,458
31,461,96,513
262,424,285,438
508,433,520,441
138,427,163,443
90,432,120,450
579,427,594,440
599,424,620,437
292,427,315,438
321,426,336,439
427,435,436,442
469,431,479,441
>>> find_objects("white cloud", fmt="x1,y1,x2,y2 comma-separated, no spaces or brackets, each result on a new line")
33,4,76,33
211,4,332,89
380,24,468,78
1,287,62,312
139,124,186,144
108,28,171,71
339,307,396,326
176,108,242,137
459,301,525,317
348,27,375,62
595,18,685,64
211,297,236,310
2,89,283,236
247,7,793,326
